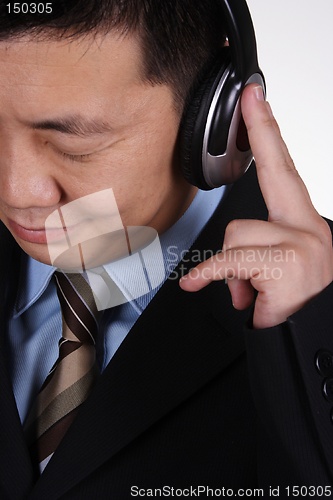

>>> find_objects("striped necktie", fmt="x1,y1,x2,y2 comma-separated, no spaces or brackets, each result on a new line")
24,271,100,473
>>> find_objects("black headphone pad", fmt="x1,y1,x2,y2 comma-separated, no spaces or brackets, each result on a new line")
179,51,232,190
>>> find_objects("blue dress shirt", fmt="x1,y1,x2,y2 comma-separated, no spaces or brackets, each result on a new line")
7,187,226,423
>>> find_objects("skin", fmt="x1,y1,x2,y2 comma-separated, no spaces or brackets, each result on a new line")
0,32,332,329
0,33,196,266
180,86,333,328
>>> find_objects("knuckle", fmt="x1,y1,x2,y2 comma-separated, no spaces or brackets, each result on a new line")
282,158,297,174
317,218,333,246
224,219,242,247
301,224,332,256
302,231,321,250
261,113,274,129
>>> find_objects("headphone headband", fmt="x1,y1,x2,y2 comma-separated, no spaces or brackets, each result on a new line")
221,0,259,80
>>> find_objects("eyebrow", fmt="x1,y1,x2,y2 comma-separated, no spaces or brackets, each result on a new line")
28,115,114,137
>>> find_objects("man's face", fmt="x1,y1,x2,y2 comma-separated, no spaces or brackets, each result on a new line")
0,33,195,266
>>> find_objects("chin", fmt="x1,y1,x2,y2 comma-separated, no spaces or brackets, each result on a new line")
14,238,53,266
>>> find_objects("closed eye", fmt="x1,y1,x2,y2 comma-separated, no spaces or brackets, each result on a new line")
59,151,93,163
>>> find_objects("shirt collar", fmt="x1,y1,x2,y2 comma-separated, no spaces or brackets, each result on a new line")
13,186,226,318
12,253,55,319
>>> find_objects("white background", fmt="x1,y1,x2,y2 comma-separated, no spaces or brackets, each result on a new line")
247,0,333,218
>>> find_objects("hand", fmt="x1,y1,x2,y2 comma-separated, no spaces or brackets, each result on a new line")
180,84,333,329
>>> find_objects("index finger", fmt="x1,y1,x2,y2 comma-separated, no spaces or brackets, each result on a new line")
241,84,316,227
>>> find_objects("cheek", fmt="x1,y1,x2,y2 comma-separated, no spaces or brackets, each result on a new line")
58,159,151,228
104,129,177,188
111,167,166,226
59,118,180,226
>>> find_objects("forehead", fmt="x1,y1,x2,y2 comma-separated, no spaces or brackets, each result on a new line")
0,33,145,116
0,31,143,70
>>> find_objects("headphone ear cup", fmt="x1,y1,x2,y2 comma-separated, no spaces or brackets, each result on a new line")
179,53,231,190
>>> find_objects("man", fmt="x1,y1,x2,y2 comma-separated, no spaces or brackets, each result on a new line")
0,0,333,498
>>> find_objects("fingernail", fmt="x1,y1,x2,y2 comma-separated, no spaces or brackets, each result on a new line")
254,85,264,101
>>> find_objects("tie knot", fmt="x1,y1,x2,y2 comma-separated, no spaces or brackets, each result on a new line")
54,271,100,345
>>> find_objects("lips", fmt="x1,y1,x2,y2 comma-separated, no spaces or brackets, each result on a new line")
7,219,72,245
7,219,49,244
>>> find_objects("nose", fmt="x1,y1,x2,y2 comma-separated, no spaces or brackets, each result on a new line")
0,144,62,210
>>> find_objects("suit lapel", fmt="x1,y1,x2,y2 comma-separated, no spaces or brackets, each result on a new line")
0,229,35,498
30,164,268,499
32,283,247,499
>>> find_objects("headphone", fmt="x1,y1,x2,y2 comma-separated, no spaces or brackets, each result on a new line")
180,0,265,190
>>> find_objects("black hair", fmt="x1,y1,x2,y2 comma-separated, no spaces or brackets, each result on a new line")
0,0,226,112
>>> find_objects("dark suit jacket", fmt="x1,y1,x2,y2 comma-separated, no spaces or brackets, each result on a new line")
1,164,333,499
